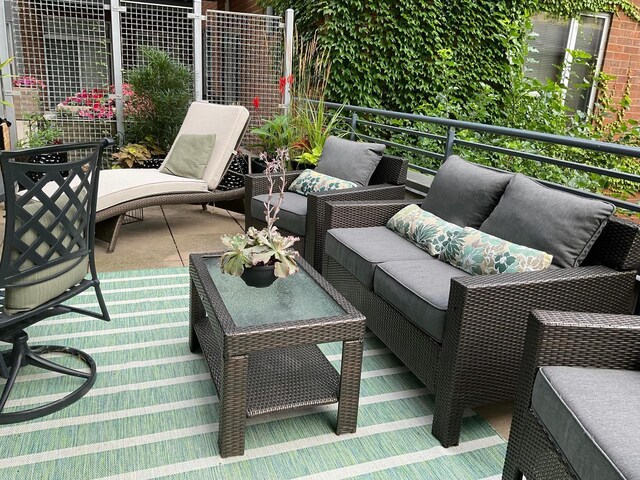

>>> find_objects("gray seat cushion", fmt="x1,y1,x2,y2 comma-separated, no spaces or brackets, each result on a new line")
251,192,308,236
325,227,432,289
373,260,469,342
421,155,513,228
315,136,385,186
480,174,615,268
533,366,640,480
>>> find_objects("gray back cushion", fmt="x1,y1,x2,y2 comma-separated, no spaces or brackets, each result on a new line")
421,155,513,228
315,136,385,186
480,174,615,268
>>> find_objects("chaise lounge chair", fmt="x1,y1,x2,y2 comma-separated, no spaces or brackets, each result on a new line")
94,102,250,252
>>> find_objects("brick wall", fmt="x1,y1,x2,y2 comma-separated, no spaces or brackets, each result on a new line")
601,1,640,120
228,0,264,14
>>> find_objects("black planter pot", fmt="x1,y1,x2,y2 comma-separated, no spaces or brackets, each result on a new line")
240,265,277,288
25,151,69,182
142,157,165,169
218,153,249,191
290,160,314,171
250,157,267,174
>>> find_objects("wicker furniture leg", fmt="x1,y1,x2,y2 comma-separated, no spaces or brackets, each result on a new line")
336,339,364,435
189,279,203,353
95,214,125,253
219,354,249,458
431,388,465,448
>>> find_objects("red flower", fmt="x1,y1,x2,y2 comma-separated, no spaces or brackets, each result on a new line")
287,74,294,86
253,96,260,110
279,76,287,95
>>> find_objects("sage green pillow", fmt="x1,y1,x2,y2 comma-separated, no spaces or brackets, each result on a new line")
440,227,553,275
386,204,464,256
288,169,357,196
160,134,216,179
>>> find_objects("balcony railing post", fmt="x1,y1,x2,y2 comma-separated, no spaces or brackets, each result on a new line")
283,9,294,112
445,126,455,159
192,0,204,102
109,0,125,144
350,112,358,141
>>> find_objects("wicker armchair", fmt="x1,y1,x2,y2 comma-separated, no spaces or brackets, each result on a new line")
503,310,640,480
244,155,408,271
322,199,640,447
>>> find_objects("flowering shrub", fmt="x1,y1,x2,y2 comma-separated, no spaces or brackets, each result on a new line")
12,76,46,89
56,83,135,120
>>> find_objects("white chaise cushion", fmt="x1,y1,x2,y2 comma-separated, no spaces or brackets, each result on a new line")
161,102,250,190
97,169,208,211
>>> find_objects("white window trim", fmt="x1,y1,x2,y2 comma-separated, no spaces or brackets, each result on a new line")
559,12,611,114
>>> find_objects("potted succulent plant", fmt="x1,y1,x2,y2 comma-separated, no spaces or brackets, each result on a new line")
220,148,299,287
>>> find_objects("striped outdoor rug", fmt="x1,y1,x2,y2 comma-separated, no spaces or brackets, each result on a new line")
0,267,506,479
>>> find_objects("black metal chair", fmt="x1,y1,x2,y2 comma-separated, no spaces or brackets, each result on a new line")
0,139,112,424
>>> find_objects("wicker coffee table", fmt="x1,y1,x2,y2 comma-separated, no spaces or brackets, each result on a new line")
189,253,366,458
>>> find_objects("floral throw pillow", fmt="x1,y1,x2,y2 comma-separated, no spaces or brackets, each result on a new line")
440,227,553,275
386,204,464,256
288,169,357,196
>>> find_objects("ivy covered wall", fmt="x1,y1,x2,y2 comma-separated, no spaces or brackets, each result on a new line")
263,0,640,117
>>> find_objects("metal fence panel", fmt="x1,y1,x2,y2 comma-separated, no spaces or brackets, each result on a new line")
205,10,284,138
3,2,287,152
8,0,115,148
120,1,194,73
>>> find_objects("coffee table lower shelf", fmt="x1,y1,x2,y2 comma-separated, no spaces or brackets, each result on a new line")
194,321,341,418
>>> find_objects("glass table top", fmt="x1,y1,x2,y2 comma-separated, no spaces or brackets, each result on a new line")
204,257,346,328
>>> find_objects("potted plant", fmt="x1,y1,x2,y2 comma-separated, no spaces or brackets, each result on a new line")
125,48,193,151
220,148,299,287
291,98,344,167
250,113,295,171
111,136,165,169
16,114,66,182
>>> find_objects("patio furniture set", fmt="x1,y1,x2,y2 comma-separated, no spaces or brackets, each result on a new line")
1,102,639,478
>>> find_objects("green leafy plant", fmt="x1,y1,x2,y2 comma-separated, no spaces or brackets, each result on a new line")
111,136,165,168
220,149,299,278
125,48,193,150
291,98,345,166
16,114,62,148
250,114,294,154
265,1,640,114
1,57,14,107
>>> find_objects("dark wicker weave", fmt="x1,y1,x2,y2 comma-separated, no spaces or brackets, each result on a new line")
322,199,640,447
244,155,408,271
503,310,640,480
188,253,366,457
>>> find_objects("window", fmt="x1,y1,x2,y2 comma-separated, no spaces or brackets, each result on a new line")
527,13,610,113
42,16,110,111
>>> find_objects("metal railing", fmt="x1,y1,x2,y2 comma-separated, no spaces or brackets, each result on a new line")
320,100,640,213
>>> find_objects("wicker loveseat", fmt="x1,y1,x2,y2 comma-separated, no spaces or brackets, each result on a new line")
503,310,640,480
321,155,640,447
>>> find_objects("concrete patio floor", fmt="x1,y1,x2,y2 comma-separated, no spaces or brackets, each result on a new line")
93,204,245,272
